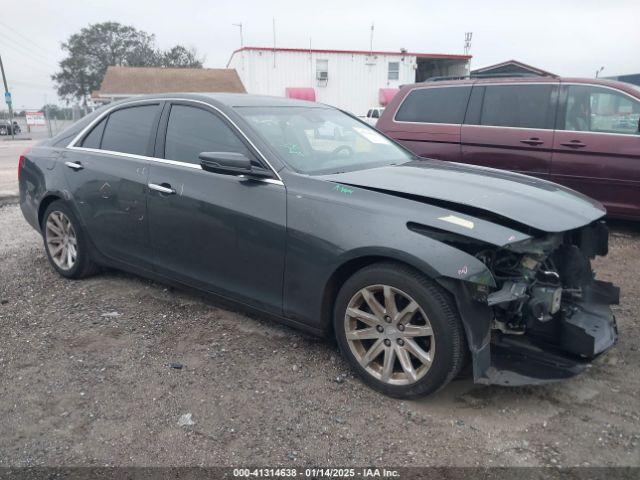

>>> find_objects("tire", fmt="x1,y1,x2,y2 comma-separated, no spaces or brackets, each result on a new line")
333,262,467,398
41,200,98,279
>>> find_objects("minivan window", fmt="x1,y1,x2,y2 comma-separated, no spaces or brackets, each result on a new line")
394,86,471,124
563,85,640,135
480,85,553,129
80,117,107,148
100,105,158,156
164,105,253,165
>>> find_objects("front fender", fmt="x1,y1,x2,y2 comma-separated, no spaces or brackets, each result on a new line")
334,242,495,288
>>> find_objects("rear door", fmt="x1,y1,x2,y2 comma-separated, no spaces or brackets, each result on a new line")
379,85,471,162
552,83,640,218
146,101,287,314
460,82,558,178
63,102,161,270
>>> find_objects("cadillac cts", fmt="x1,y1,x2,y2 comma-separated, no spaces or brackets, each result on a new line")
18,94,619,398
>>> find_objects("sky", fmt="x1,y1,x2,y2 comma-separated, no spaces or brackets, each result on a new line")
1,0,639,109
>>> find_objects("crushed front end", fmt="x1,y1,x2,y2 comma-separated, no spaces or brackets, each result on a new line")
458,220,619,386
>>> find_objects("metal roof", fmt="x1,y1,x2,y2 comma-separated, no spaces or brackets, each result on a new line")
228,46,471,66
95,66,246,96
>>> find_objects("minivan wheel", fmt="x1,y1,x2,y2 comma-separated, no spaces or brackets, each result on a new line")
334,262,466,398
42,201,98,279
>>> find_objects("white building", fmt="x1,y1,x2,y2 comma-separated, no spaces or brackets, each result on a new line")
227,46,471,116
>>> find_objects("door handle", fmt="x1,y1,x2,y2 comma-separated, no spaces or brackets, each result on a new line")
520,138,544,146
64,161,83,170
560,140,587,148
148,183,176,195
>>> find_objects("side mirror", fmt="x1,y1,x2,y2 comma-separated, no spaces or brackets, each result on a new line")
199,152,273,179
199,152,251,175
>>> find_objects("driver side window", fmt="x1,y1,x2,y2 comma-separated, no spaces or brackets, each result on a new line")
564,85,640,135
164,104,259,166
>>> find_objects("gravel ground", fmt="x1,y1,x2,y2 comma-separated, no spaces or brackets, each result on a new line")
0,203,639,467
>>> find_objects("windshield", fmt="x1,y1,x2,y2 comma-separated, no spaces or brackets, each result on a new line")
235,106,413,175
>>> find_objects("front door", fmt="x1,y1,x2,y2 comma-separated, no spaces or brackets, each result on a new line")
460,83,558,178
63,102,162,270
146,101,287,314
551,84,640,218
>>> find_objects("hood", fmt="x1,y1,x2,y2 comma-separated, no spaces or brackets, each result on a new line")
320,160,606,233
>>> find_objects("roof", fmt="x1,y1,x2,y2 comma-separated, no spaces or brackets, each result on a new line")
396,77,640,100
227,46,471,66
471,60,556,77
96,66,246,96
90,92,329,109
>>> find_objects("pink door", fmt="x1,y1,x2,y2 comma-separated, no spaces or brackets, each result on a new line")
460,83,558,178
551,84,640,219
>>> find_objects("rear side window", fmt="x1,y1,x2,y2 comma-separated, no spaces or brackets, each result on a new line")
394,86,471,124
80,117,107,148
479,85,554,129
164,104,254,165
100,105,159,156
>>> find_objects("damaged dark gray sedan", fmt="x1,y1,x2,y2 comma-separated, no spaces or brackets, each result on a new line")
18,94,619,398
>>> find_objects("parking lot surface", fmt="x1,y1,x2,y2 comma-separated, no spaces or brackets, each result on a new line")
0,139,42,201
0,203,639,467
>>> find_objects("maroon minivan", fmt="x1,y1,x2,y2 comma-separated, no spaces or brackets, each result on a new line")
377,77,640,219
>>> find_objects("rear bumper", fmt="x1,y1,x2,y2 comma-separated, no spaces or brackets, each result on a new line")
479,302,618,386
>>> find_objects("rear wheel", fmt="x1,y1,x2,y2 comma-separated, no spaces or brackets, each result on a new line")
42,201,98,279
334,262,466,398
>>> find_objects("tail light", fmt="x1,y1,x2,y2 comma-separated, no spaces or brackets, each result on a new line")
18,148,30,181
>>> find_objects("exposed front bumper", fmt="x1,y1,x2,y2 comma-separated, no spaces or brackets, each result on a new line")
480,301,618,386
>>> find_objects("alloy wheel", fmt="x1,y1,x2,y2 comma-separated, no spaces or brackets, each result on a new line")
45,211,78,271
344,284,435,385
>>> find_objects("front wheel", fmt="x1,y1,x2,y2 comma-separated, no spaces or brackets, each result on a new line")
334,262,467,398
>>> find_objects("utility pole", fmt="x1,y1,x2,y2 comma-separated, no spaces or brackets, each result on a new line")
233,23,244,48
273,18,277,68
369,22,374,56
464,32,473,75
0,52,15,140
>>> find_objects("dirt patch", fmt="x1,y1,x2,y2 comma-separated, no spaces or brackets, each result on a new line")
0,204,639,467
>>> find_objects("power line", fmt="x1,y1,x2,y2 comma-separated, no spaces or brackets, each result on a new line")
11,79,54,89
0,21,60,59
0,43,58,75
0,46,55,70
0,35,58,69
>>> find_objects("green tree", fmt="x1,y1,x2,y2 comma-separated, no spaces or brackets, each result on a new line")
161,45,203,68
52,22,203,105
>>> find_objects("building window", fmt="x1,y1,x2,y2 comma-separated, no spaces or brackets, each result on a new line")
388,62,400,80
316,59,328,81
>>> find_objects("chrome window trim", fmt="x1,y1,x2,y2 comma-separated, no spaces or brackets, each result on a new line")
461,124,554,132
66,97,284,184
68,147,284,186
561,82,640,103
